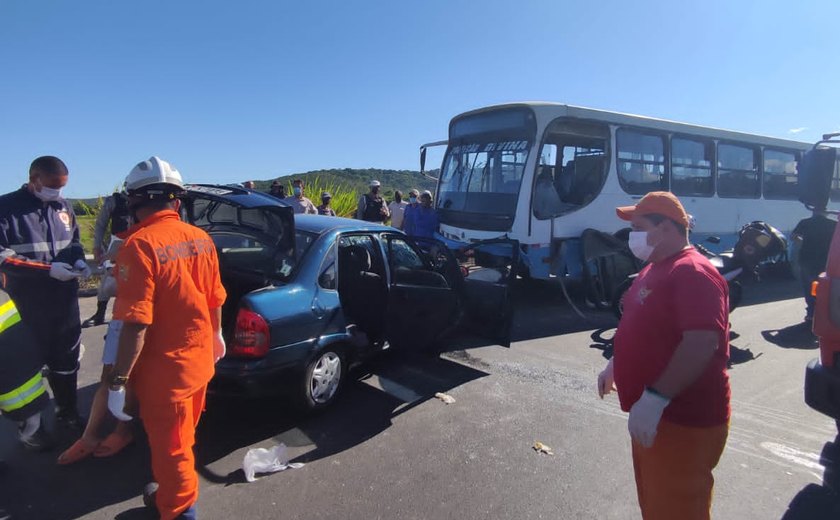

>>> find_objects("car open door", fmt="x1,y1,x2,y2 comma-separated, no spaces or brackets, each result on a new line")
453,239,519,348
382,234,459,352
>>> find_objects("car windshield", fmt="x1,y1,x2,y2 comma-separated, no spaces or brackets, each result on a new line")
436,107,536,231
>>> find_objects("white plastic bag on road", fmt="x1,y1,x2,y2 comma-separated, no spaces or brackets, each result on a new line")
242,444,304,483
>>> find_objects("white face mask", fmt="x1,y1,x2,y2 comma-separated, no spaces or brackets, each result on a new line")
33,186,63,202
628,231,656,261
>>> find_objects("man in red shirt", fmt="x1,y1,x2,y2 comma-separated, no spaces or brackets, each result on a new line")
598,191,730,519
109,157,226,520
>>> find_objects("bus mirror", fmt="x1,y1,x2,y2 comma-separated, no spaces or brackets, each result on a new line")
798,146,837,210
420,147,427,175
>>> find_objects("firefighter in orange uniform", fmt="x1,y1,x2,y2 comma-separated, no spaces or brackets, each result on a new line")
108,157,226,520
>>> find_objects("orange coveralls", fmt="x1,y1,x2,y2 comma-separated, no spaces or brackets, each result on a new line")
114,210,226,520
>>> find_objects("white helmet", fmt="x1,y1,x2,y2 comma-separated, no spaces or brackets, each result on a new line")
125,156,184,194
369,180,381,188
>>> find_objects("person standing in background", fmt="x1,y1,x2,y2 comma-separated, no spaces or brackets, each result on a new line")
357,180,389,222
285,179,318,214
268,180,286,199
400,189,420,232
388,190,408,229
792,208,837,322
83,190,131,328
317,192,337,216
403,190,438,238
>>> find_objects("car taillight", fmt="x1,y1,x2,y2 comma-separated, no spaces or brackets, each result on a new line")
230,308,269,358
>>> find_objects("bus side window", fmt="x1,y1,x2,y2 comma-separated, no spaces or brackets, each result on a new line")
763,149,799,200
718,143,760,199
534,135,607,220
617,128,666,195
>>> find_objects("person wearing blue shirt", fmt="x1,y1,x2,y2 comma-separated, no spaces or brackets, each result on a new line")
403,190,438,238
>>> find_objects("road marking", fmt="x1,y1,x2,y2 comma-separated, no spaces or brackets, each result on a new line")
760,442,824,472
362,375,423,404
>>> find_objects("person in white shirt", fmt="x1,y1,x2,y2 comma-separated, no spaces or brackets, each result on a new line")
284,179,318,214
388,190,408,229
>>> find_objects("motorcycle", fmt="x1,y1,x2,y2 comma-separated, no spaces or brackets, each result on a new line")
611,221,788,320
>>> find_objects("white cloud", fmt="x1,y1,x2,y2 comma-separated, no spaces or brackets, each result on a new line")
788,127,808,134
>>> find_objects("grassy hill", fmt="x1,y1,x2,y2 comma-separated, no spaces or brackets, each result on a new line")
70,168,439,216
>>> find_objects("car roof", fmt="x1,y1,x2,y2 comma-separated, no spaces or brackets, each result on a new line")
293,214,394,234
185,184,395,235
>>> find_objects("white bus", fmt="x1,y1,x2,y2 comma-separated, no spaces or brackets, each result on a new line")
420,102,835,281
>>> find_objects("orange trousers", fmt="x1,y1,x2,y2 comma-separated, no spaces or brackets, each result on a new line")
139,386,206,520
631,419,729,520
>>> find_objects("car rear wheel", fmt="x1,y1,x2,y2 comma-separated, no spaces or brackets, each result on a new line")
298,348,344,411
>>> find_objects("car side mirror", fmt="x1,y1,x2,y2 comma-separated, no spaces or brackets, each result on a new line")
798,146,837,210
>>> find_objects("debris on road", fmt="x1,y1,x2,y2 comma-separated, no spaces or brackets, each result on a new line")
434,392,456,404
243,444,304,482
533,441,554,455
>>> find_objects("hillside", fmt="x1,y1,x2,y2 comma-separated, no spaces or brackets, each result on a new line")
70,168,439,215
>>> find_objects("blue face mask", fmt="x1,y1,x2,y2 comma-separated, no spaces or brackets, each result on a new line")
409,196,417,204
293,187,302,197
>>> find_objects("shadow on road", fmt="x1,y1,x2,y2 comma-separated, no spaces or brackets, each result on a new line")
0,383,153,520
194,351,488,486
737,278,802,309
782,433,840,519
761,322,819,350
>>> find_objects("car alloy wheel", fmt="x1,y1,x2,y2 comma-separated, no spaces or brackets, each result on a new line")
309,351,342,405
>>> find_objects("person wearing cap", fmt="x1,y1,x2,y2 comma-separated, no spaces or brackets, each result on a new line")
267,180,286,199
357,180,390,222
317,192,336,216
402,190,438,238
400,189,420,232
387,190,408,229
108,156,226,520
598,191,730,519
284,179,318,215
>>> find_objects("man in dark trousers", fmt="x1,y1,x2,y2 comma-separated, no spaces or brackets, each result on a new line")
793,208,837,322
83,190,131,327
0,156,89,431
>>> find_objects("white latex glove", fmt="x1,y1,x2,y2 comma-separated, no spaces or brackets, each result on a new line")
213,330,226,363
597,358,616,398
108,387,133,421
49,262,82,281
73,259,92,278
628,389,670,448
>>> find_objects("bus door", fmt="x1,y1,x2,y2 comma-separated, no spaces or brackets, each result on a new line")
529,119,611,278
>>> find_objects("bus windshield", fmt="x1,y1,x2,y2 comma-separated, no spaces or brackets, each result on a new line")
437,107,536,231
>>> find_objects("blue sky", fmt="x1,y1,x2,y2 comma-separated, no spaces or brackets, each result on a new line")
1,0,837,198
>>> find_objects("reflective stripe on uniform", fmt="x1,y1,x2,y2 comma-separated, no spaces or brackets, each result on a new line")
0,372,46,413
10,239,73,255
0,300,21,334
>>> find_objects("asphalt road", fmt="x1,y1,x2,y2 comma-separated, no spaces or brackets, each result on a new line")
2,276,839,520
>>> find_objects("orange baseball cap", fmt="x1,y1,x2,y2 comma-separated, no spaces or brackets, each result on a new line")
616,191,689,227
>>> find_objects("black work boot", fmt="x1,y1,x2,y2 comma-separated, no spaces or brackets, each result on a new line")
48,372,84,432
82,300,108,328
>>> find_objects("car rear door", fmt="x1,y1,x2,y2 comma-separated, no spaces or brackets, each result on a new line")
381,234,459,352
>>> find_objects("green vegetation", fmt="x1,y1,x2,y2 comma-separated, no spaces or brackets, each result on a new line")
77,215,96,253
248,168,437,202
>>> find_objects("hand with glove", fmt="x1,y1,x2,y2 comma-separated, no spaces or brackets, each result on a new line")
597,358,616,398
628,388,670,448
213,330,226,363
50,262,83,282
73,259,92,279
107,386,133,421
